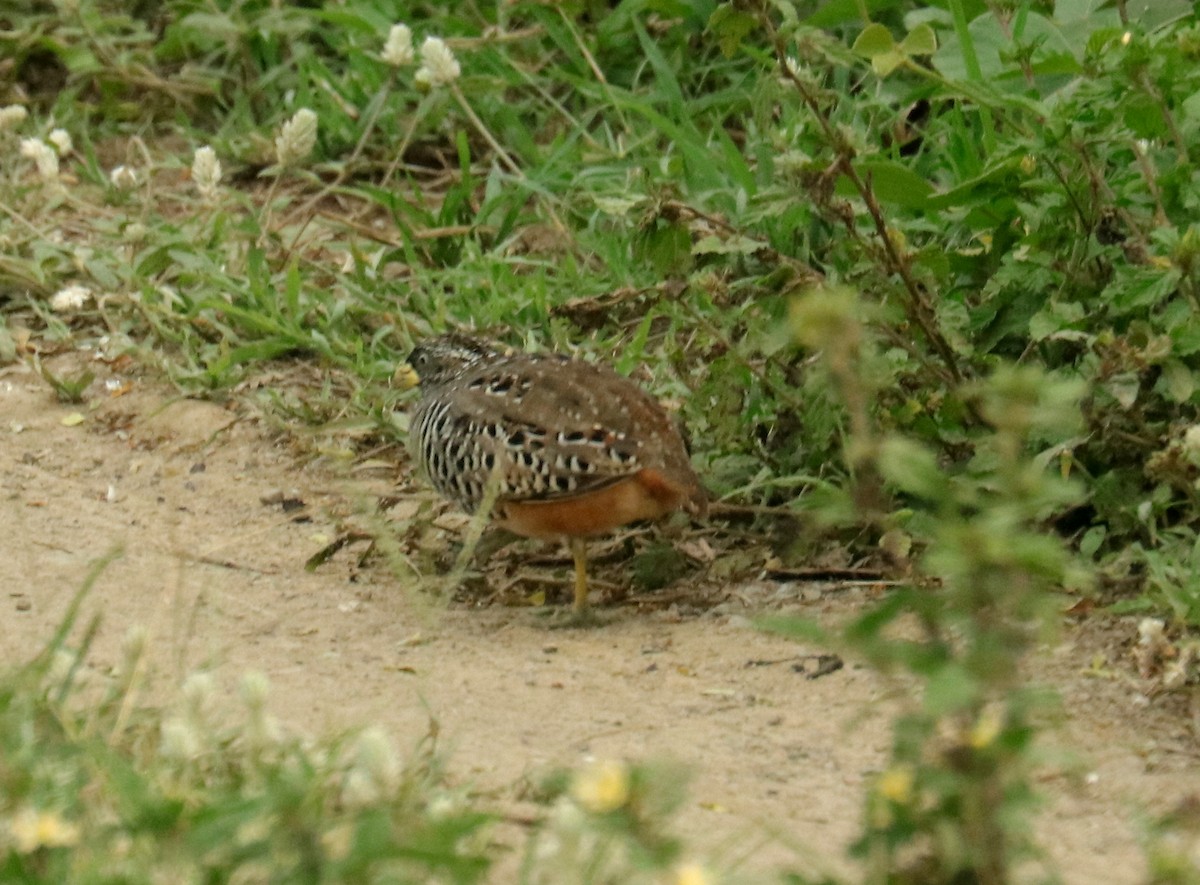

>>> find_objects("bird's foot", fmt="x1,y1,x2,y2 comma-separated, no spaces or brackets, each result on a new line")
535,604,609,629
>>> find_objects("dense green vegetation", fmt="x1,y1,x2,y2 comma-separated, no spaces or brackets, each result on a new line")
2,1,1199,881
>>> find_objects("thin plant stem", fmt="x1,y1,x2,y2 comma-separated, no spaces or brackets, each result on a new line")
449,83,523,178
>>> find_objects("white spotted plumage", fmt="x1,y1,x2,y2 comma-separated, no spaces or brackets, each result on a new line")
405,334,700,516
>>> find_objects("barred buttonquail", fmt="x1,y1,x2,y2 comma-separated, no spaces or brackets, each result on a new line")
400,333,706,609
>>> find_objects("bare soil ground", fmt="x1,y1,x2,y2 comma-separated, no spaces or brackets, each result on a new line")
3,356,1198,882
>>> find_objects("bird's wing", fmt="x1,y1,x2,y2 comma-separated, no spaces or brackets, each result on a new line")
416,353,691,511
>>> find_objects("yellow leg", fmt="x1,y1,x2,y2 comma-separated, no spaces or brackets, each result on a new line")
570,537,589,611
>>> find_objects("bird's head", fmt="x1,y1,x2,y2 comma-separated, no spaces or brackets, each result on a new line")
395,333,508,390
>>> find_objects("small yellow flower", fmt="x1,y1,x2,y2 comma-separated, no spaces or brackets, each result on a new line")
673,861,713,885
969,708,1003,749
877,765,914,804
570,758,631,814
9,808,81,853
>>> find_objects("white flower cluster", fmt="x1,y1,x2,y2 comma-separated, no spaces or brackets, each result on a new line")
109,165,138,188
415,36,461,88
3,113,76,182
48,128,72,155
1183,424,1200,460
191,145,222,200
381,23,413,66
14,124,74,183
160,671,220,762
275,107,318,167
50,284,92,312
20,138,59,181
381,23,460,88
0,104,28,131
341,726,404,806
253,22,466,182
1136,617,1199,690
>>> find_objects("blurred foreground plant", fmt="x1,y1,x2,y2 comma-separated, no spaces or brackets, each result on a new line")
520,757,706,885
0,581,492,884
771,287,1087,884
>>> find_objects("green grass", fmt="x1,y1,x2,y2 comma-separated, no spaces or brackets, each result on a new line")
3,0,1200,881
